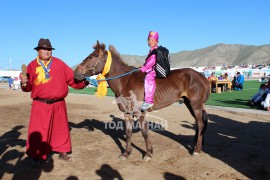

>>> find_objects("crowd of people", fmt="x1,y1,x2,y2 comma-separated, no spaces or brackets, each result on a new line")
208,71,244,92
202,62,270,71
207,71,270,111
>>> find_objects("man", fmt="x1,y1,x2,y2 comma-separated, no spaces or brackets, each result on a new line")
208,72,218,93
208,72,217,81
262,93,270,111
234,72,244,90
8,76,13,90
21,38,88,167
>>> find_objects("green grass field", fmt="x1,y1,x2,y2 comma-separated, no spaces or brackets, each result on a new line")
69,80,263,109
206,80,261,109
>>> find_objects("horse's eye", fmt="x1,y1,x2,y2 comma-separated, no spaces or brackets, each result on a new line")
89,54,99,59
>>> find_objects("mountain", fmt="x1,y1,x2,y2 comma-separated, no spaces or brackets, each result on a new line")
72,43,270,69
121,43,270,68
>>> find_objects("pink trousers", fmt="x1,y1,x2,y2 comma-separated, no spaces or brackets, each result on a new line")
144,70,156,103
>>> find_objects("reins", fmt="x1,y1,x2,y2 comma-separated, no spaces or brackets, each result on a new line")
96,68,138,82
91,50,138,97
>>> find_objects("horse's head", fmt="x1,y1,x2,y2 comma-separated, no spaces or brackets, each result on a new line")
74,40,107,80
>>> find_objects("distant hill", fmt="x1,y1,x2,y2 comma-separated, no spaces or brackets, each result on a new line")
72,43,270,69
121,43,270,68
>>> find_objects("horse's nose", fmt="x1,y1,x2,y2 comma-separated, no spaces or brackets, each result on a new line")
74,71,85,81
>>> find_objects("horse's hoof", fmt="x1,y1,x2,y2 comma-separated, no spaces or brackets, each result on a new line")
193,147,201,156
118,155,127,161
143,156,151,162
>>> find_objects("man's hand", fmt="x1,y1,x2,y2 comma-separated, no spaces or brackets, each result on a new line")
75,78,90,86
84,79,90,86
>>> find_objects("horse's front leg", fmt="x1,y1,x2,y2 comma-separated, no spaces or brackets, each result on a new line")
139,112,153,162
119,113,133,160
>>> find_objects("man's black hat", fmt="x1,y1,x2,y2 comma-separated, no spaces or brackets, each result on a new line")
34,38,55,50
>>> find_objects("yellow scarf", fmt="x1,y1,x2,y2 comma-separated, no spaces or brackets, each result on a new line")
35,57,52,85
95,51,112,97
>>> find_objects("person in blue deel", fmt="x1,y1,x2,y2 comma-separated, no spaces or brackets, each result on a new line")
234,72,244,90
8,76,13,90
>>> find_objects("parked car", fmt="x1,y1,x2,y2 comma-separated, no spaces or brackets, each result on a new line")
0,76,11,83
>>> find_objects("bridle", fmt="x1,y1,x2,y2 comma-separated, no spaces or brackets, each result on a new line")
77,50,138,82
78,51,105,75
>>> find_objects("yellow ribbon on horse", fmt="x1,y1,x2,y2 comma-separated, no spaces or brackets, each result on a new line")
95,50,112,97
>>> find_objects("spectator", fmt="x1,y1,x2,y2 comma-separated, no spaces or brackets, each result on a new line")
249,84,270,107
13,77,20,90
261,82,270,111
233,72,244,90
208,72,217,81
8,76,13,90
261,93,270,111
218,74,223,80
208,72,218,93
222,73,232,91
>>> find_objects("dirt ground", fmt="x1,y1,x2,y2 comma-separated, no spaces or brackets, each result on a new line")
0,86,270,180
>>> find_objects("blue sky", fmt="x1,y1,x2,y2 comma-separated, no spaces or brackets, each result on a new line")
0,0,269,69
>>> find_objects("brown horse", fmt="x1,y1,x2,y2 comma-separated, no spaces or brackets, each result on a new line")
74,41,210,161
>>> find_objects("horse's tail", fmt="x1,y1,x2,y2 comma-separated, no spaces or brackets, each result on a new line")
202,107,208,128
204,82,211,104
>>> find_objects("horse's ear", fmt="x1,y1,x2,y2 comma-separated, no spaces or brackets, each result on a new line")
93,40,100,51
96,40,100,50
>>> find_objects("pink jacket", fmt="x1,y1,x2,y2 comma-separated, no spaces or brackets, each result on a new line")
140,46,158,73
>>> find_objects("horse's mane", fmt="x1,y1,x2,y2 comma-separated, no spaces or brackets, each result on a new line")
109,45,131,67
93,41,135,68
